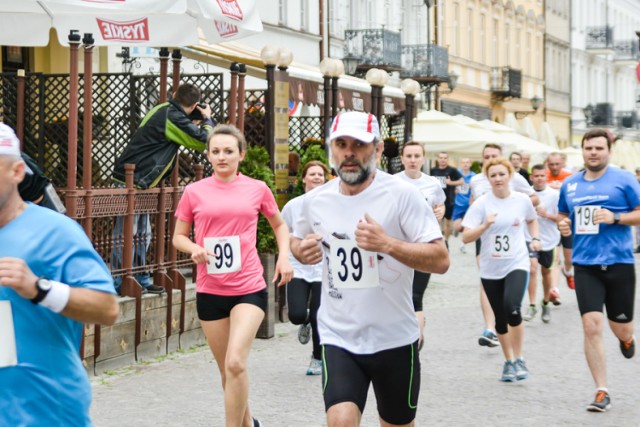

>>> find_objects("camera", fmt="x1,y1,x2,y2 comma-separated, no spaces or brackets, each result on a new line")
189,103,208,121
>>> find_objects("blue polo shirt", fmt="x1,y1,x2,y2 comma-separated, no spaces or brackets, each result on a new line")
558,167,640,265
0,204,115,427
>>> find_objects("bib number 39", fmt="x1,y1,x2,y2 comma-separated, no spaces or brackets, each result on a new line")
575,205,600,235
204,236,242,274
330,239,379,289
489,234,514,259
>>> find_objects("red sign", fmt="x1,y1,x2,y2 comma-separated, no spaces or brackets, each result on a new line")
96,18,150,42
215,20,239,38
216,0,244,21
636,62,640,82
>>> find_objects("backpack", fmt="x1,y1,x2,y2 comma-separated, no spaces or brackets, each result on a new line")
19,152,66,214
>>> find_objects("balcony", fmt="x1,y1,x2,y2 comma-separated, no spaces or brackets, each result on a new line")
613,39,640,66
585,26,614,55
343,29,402,74
491,67,521,99
400,44,449,84
617,111,639,129
584,102,614,127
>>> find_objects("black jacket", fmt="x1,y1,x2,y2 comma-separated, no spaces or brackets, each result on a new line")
113,99,213,189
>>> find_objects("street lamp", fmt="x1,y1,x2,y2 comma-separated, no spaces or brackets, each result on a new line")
320,58,343,140
401,78,421,142
583,103,594,126
261,45,281,167
277,48,293,71
514,95,544,119
366,68,389,121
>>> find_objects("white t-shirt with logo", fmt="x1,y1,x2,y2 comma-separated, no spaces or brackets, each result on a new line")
294,171,442,354
470,172,534,200
524,186,560,251
462,192,537,279
394,171,446,208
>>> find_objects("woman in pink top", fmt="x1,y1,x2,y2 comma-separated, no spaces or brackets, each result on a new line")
173,124,293,427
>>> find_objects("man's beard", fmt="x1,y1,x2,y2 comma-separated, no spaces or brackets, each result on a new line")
337,153,377,185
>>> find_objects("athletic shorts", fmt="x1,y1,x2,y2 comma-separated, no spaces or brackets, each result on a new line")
412,270,431,311
574,264,635,322
444,203,454,220
475,238,482,256
527,245,555,269
452,205,468,221
322,342,420,425
196,288,268,321
559,234,573,249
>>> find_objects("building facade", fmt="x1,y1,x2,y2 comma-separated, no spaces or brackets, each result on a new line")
571,0,640,143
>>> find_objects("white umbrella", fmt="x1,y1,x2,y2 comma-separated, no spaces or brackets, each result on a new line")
412,110,515,158
559,146,583,171
478,119,551,156
519,116,539,141
0,0,262,46
504,112,525,136
539,122,559,149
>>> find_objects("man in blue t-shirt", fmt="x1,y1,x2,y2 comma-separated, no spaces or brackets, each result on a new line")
558,128,640,414
0,123,119,426
452,157,476,253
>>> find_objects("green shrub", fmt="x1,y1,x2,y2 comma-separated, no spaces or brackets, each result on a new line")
291,144,330,198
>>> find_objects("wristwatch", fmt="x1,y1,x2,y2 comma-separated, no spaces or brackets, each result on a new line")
531,237,541,242
613,213,621,225
30,277,52,304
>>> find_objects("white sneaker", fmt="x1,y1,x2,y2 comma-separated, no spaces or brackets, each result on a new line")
306,357,322,376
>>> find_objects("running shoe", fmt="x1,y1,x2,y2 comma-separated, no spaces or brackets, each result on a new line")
541,302,551,323
619,335,636,359
500,360,517,382
306,357,323,376
253,417,263,427
145,284,165,294
523,305,538,321
549,288,562,306
479,329,500,347
586,390,611,412
562,268,576,290
514,358,529,380
459,243,467,254
298,323,311,345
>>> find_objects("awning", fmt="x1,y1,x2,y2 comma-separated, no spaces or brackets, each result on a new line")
187,41,407,114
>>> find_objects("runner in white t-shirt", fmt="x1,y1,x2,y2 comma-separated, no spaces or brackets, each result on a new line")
291,112,449,427
523,164,561,323
467,144,539,349
395,141,446,351
462,158,541,383
282,160,330,376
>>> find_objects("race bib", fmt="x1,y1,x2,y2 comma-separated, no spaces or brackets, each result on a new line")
435,176,447,188
574,205,600,235
0,301,17,368
458,183,470,195
204,236,242,274
489,234,515,259
330,239,380,289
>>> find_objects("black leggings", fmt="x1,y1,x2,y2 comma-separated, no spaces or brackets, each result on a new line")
412,271,431,311
286,278,322,359
481,270,529,335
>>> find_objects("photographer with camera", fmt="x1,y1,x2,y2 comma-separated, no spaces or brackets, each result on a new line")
111,83,214,295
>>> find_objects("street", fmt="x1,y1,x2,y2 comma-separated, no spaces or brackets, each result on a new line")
91,235,640,427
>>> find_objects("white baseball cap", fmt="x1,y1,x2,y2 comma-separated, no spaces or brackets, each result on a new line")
329,111,381,143
0,123,20,157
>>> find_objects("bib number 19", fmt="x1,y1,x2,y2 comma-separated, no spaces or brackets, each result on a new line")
575,205,600,235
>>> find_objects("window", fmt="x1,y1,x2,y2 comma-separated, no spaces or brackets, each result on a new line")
479,14,486,63
504,23,510,66
453,3,459,55
467,9,474,60
515,28,521,68
300,0,307,31
278,0,286,25
493,19,499,66
437,0,445,44
526,32,531,75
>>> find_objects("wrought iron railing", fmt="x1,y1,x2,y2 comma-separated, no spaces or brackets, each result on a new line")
585,26,614,50
344,28,402,71
613,39,640,62
400,44,449,81
491,67,522,99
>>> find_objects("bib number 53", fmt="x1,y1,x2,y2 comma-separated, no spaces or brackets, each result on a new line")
489,234,514,259
330,239,379,289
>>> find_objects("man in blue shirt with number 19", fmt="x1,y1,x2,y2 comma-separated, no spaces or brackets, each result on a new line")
558,128,640,413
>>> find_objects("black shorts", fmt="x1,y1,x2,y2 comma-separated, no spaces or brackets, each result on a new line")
559,234,573,249
196,288,268,321
475,239,482,256
528,246,555,269
574,264,635,322
322,342,420,425
412,270,431,311
444,203,454,220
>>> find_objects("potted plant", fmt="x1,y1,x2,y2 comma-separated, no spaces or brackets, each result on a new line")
238,145,277,337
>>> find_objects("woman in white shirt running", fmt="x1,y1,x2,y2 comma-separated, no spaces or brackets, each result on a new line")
282,160,330,375
462,158,541,382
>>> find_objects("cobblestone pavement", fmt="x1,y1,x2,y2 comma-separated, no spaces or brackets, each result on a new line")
91,235,640,427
